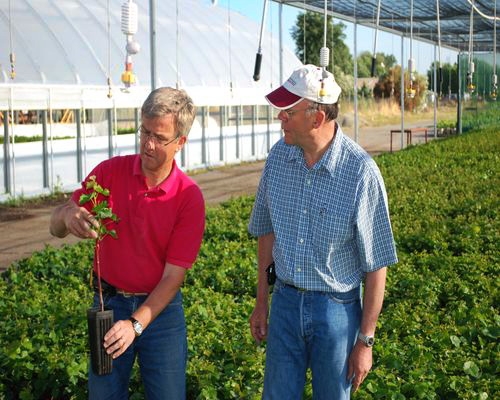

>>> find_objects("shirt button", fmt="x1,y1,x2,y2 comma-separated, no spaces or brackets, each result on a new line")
303,209,307,214
144,193,148,197
307,179,311,185
299,238,304,243
297,268,302,272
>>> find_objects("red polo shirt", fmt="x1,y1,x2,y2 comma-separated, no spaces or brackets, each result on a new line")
72,155,205,293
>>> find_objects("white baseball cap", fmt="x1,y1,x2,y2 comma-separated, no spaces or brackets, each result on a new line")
265,64,342,110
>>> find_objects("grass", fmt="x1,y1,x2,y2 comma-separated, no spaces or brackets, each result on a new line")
342,98,458,126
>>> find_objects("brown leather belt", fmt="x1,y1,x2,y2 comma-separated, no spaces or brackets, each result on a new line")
115,289,149,297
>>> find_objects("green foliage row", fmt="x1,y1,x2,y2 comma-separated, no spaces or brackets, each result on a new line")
0,129,498,399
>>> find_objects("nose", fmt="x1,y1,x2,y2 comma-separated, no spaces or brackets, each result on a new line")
277,110,288,122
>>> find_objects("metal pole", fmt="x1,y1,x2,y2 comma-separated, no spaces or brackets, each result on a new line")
107,108,113,159
279,3,284,83
76,109,83,182
134,108,139,153
149,0,157,91
353,21,359,144
433,45,438,138
201,106,207,165
251,105,256,156
3,113,11,194
400,34,405,150
219,106,224,162
42,110,49,188
457,52,462,134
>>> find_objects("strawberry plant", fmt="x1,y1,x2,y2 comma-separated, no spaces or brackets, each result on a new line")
78,175,118,311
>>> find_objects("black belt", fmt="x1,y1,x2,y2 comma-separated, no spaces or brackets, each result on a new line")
93,277,148,297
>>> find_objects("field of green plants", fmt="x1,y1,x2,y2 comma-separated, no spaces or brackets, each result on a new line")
0,128,498,399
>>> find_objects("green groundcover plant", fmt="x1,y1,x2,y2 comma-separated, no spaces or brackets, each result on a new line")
0,128,498,399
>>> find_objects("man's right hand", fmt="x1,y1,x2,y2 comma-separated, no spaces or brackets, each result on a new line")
249,303,268,344
50,200,98,239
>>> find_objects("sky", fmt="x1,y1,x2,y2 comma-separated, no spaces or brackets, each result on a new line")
211,0,459,75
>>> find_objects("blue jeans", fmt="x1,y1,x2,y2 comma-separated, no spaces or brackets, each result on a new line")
88,291,187,400
263,281,362,400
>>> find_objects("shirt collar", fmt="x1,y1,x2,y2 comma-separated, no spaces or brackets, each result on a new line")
285,125,343,176
134,155,179,193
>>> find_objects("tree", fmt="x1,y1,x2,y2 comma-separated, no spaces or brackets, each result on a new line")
427,62,458,98
291,11,353,76
374,65,427,110
357,51,397,78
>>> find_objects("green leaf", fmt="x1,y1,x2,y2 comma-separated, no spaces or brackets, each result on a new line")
463,361,480,378
78,193,93,205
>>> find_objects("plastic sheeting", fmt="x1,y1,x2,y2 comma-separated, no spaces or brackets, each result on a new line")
0,0,302,108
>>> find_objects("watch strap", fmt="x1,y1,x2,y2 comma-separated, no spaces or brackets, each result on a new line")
357,332,375,347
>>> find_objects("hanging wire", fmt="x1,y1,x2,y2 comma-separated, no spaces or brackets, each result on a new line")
106,0,112,98
371,0,382,77
492,0,497,99
227,0,233,92
407,0,416,98
467,1,475,92
8,0,15,79
436,0,443,96
176,0,180,89
330,0,334,72
303,0,306,63
318,0,330,100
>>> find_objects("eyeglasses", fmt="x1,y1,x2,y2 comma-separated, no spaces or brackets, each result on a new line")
281,106,317,119
139,126,179,147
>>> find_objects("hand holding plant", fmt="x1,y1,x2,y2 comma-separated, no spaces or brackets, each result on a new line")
79,175,119,311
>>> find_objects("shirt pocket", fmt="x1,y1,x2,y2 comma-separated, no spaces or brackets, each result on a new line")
311,204,353,255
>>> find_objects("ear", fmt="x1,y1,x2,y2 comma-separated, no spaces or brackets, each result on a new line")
313,109,326,128
175,135,187,152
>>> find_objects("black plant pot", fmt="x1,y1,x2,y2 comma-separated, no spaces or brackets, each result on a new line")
87,307,113,375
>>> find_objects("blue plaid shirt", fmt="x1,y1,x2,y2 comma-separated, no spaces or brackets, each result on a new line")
248,127,398,292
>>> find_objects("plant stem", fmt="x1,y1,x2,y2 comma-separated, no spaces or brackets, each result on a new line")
95,240,104,312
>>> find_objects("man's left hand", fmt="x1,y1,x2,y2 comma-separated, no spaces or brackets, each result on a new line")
103,319,136,359
347,341,373,392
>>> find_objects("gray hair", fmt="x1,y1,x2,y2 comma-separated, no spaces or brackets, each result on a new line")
307,102,339,122
141,87,197,137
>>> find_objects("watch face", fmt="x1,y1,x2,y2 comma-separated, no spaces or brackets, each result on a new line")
134,321,143,335
367,336,375,346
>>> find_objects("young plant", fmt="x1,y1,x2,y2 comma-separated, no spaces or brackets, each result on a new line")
79,175,119,311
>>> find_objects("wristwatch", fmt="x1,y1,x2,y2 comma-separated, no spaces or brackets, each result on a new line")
129,317,144,337
357,332,375,347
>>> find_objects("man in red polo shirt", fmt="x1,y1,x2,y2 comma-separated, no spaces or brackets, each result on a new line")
50,87,205,399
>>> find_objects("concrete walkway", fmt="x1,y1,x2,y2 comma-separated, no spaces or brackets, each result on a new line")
0,120,435,271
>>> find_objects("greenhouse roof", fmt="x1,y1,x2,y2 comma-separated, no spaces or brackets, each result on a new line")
0,0,301,108
277,0,499,54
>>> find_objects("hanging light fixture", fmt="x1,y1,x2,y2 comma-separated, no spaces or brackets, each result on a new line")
467,1,476,93
406,0,416,99
121,0,140,88
318,0,330,100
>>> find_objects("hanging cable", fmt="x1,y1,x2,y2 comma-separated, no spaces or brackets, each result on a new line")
467,1,475,93
303,0,307,63
436,0,442,96
407,0,416,99
227,0,233,92
318,0,329,100
492,0,497,99
176,0,180,89
8,0,15,79
371,0,382,77
106,0,112,98
253,0,269,81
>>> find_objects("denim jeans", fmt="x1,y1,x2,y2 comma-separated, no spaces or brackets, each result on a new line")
88,291,187,400
263,281,362,400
